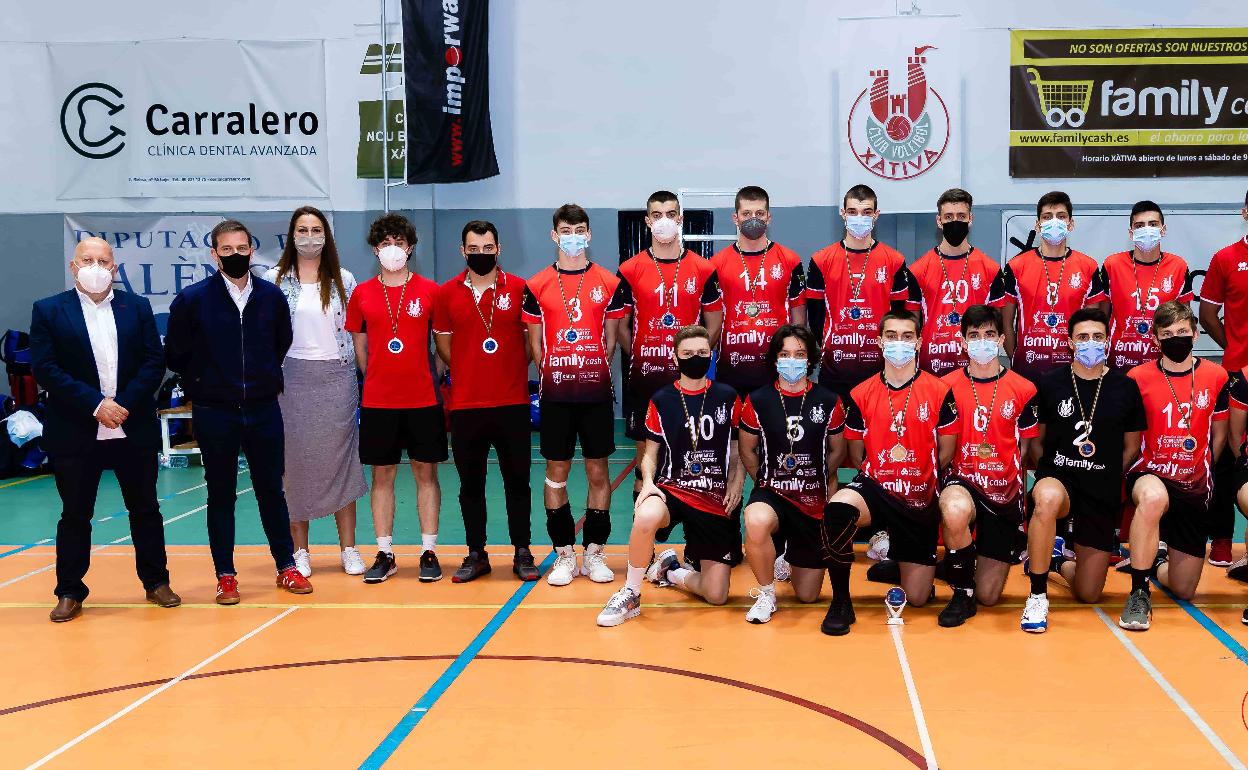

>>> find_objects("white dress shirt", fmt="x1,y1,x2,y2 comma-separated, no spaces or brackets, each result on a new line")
77,288,125,440
224,273,253,315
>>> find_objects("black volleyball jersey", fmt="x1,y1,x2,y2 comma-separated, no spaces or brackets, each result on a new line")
739,381,845,519
645,380,742,516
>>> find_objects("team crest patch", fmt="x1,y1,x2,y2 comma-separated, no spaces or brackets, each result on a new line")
407,299,423,317
971,272,982,291
1195,389,1210,410
1161,275,1173,293
770,263,783,281
684,277,696,295
1000,399,1016,419
715,404,728,425
496,293,512,310
918,402,930,421
876,266,888,284
590,286,605,303
1069,272,1082,289
809,404,826,424
1058,397,1074,418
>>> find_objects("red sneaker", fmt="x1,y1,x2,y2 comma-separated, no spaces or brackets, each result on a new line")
277,567,313,594
216,575,240,605
1209,538,1233,567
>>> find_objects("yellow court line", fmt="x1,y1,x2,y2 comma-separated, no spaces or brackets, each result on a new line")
0,601,1239,611
0,474,50,490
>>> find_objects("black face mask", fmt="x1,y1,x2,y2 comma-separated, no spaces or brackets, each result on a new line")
1159,335,1194,364
217,253,251,279
941,220,970,247
466,252,497,277
677,354,711,380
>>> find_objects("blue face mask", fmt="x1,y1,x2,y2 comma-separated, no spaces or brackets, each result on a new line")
776,357,808,384
966,338,1000,365
882,340,917,367
1132,225,1162,252
1039,217,1069,246
845,214,874,240
1074,340,1107,368
558,233,588,257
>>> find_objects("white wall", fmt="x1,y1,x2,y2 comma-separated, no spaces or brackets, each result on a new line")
2,0,1247,214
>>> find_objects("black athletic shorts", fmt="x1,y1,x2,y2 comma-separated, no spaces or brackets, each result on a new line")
943,478,1025,564
747,487,827,569
845,473,939,566
662,493,742,566
1125,472,1210,559
359,405,448,465
623,386,656,443
1030,470,1119,553
539,399,616,461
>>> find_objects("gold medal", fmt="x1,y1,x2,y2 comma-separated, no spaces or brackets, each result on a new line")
977,441,993,459
889,443,908,462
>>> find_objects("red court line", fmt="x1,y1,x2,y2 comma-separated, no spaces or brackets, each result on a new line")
610,459,638,492
0,654,924,765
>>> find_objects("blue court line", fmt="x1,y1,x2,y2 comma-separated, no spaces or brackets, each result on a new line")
0,544,36,559
359,550,559,769
1154,580,1248,665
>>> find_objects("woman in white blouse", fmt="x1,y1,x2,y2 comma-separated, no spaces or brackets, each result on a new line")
264,206,369,576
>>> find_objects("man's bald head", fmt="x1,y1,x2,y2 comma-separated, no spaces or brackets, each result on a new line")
72,237,115,268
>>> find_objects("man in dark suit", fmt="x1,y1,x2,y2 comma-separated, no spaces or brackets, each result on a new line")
30,236,180,622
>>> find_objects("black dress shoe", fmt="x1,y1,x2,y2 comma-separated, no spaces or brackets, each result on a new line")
512,547,540,582
50,596,83,623
452,551,492,583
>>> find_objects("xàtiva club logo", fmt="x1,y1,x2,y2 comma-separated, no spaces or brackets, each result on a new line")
847,46,951,181
60,82,126,159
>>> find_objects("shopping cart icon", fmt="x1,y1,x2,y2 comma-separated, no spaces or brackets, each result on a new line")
1026,67,1093,129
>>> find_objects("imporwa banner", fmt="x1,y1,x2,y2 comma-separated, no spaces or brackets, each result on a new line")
1009,28,1248,177
51,40,329,199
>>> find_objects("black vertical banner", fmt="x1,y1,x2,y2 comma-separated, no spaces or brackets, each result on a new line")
401,0,499,183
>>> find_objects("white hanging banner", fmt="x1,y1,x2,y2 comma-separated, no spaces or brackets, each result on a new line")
50,40,329,200
838,16,963,213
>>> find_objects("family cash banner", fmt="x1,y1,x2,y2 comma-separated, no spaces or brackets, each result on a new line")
838,15,962,213
51,40,329,199
1010,28,1248,177
401,0,499,183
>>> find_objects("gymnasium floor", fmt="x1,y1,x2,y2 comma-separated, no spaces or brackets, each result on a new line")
2,425,1248,768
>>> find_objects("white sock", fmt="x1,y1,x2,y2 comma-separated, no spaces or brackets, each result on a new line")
422,533,437,553
586,543,604,555
667,567,692,588
625,564,646,592
377,536,393,555
759,582,775,595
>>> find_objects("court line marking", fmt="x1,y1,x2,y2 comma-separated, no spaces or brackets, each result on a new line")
1153,580,1248,666
0,600,1235,611
24,606,296,769
889,625,938,770
0,488,252,591
1093,606,1246,770
0,475,51,490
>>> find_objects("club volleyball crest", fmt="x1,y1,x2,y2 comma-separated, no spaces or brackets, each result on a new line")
847,45,951,181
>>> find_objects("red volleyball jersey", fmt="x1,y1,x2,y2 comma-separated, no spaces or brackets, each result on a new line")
805,241,919,387
615,249,722,400
910,247,1000,377
844,371,959,510
940,367,1040,504
1196,238,1248,370
1084,251,1193,371
988,248,1099,383
345,274,441,409
711,242,806,393
1128,359,1229,496
432,270,530,411
644,380,742,516
522,262,626,403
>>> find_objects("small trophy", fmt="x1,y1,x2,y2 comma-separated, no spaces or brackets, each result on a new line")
885,586,907,626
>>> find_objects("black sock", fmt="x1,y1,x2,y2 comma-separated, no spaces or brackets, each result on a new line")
1049,553,1067,575
828,564,851,601
1131,567,1151,594
582,508,611,547
545,503,574,548
1028,570,1048,596
945,545,977,594
822,501,861,567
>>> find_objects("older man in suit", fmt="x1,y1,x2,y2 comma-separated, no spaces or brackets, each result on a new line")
30,236,179,622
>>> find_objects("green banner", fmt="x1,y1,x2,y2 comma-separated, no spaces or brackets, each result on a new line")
357,100,406,180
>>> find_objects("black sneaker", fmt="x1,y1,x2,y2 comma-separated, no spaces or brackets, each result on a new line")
866,558,900,585
419,550,443,582
1241,607,1248,626
820,597,856,636
938,589,978,628
512,547,540,582
363,551,397,584
451,551,491,583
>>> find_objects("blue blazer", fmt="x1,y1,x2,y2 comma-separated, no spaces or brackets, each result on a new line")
29,289,165,456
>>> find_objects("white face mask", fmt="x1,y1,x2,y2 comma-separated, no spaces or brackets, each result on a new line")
76,263,114,294
294,235,325,257
650,217,680,245
377,244,409,271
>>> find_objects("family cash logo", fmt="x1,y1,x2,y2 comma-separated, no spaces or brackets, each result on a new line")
847,46,951,181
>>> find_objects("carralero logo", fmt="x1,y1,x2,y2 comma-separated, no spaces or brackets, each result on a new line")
60,82,126,159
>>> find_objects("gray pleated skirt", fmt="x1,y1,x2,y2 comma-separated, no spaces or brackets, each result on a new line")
278,357,368,522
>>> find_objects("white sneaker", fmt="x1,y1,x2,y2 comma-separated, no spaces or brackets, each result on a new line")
1020,593,1049,633
866,531,890,561
774,554,792,582
341,546,366,576
581,544,615,583
547,546,578,586
746,588,778,624
293,548,312,578
645,548,680,586
596,587,641,627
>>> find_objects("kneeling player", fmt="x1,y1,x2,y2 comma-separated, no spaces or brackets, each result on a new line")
936,305,1039,627
819,310,960,635
739,325,847,623
1022,308,1145,632
1121,301,1228,631
596,325,744,627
